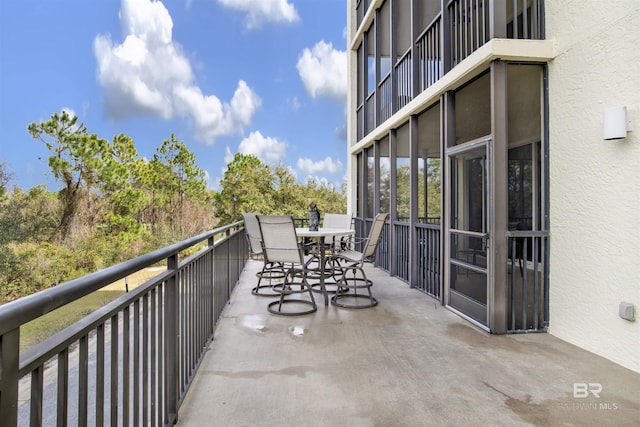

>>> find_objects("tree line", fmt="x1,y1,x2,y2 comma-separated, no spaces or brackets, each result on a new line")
0,111,346,301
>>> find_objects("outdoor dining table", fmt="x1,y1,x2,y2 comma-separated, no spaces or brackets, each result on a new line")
295,227,355,306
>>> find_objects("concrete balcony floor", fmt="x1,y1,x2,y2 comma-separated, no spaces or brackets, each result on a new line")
177,260,639,426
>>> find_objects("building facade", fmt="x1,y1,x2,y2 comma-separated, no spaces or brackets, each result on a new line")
346,0,639,373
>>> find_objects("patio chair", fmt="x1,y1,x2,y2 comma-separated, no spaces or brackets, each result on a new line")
242,212,284,297
331,212,389,309
322,213,354,252
257,215,317,315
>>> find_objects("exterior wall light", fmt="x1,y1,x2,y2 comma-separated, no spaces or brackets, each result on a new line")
603,106,633,140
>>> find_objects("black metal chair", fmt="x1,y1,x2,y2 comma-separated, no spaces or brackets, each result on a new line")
242,212,284,296
331,212,389,309
256,215,317,316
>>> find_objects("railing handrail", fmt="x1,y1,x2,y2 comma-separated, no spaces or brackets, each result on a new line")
0,221,243,336
416,12,442,43
1,220,248,427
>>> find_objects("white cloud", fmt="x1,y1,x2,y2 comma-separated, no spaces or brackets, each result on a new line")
297,41,347,101
297,156,343,175
218,0,299,30
203,170,217,191
94,0,261,144
224,146,235,164
238,131,287,164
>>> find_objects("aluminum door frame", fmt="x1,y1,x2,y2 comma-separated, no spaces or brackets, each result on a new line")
444,136,492,331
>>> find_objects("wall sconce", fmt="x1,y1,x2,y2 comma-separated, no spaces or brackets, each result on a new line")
603,106,633,140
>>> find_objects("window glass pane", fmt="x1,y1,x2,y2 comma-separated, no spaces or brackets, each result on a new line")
507,64,543,231
395,123,410,222
417,104,441,223
425,158,441,222
368,56,376,95
367,29,375,95
380,57,391,80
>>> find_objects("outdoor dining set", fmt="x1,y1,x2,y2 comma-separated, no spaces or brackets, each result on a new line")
242,212,389,315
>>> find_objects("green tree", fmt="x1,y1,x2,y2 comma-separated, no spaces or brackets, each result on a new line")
301,177,347,218
27,111,109,241
152,134,209,236
396,164,411,220
0,185,60,245
0,161,12,202
214,153,276,223
214,154,347,223
98,134,146,235
426,158,441,219
0,185,71,301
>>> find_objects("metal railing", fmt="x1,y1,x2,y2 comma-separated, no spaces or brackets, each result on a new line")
379,73,393,123
0,222,248,427
395,49,412,111
507,0,545,40
365,93,376,136
506,230,549,332
392,222,410,281
417,15,442,92
448,0,490,66
417,223,441,300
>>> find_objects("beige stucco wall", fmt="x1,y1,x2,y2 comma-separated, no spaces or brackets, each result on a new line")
547,1,640,373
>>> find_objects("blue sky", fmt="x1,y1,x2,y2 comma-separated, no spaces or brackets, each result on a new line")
0,0,347,191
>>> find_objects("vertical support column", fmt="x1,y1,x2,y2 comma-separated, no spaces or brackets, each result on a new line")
490,60,508,333
373,141,381,216
373,140,384,266
358,152,367,239
542,65,550,325
165,254,178,423
362,151,369,222
389,129,398,276
441,91,455,305
440,0,452,75
409,115,419,288
0,329,19,427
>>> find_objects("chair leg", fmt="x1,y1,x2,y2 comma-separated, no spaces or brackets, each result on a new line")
252,262,285,297
267,268,317,316
309,256,343,295
331,264,378,309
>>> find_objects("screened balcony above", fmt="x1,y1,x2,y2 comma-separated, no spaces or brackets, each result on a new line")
352,0,549,142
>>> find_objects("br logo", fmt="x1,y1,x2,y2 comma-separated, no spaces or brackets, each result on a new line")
573,383,602,398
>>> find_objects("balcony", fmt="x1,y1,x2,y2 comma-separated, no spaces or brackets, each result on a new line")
180,260,639,425
355,0,548,141
2,223,639,426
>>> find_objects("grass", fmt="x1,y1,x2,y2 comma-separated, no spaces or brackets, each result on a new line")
19,267,166,353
